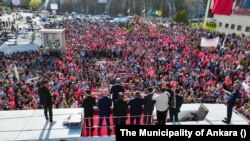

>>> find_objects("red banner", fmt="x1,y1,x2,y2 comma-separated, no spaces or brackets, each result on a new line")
212,0,234,15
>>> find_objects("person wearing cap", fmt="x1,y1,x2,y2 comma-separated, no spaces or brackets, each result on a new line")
38,80,53,123
222,82,241,124
110,78,125,102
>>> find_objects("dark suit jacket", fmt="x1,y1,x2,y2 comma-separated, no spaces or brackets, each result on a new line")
110,84,125,101
128,98,144,115
113,99,128,118
175,95,183,113
38,86,52,106
82,96,96,116
227,90,240,107
143,93,155,113
98,96,112,116
166,89,174,106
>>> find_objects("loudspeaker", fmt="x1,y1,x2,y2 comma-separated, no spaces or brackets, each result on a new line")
196,104,209,120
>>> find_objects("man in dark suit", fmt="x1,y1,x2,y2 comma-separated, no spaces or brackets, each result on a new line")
128,91,144,125
143,87,155,124
110,78,125,102
169,89,183,122
222,82,241,124
98,92,112,136
113,92,128,125
38,80,53,123
82,90,96,135
166,83,174,109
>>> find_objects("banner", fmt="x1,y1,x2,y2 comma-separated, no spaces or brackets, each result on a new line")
50,3,58,10
212,0,234,15
98,0,107,3
26,76,39,83
233,0,250,15
200,37,219,47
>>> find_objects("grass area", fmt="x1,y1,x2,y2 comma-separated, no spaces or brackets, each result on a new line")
191,22,217,32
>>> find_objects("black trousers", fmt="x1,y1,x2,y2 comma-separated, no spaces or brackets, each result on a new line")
169,108,179,122
156,110,168,125
84,114,94,132
114,117,126,125
98,115,111,131
143,111,153,124
44,105,53,122
130,114,141,125
226,105,233,123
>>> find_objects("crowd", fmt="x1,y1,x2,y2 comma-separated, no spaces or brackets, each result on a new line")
0,18,250,123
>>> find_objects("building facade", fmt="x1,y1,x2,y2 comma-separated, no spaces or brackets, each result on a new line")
212,0,250,35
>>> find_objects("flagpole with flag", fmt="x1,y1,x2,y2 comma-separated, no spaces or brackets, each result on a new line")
203,0,211,28
127,7,130,16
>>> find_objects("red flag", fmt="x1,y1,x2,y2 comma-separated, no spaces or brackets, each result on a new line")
212,0,234,15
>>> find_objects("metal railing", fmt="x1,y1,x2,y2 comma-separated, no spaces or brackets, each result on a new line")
81,115,155,136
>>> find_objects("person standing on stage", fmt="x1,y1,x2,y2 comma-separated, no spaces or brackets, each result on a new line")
113,92,128,125
98,92,112,136
169,89,183,122
110,78,125,102
82,90,96,135
222,82,241,124
128,91,144,125
143,87,155,125
38,80,54,123
152,86,169,125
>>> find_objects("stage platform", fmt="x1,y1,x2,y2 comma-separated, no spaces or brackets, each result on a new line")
161,104,250,125
0,108,83,140
0,104,248,140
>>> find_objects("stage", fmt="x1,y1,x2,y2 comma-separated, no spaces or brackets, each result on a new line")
0,104,248,140
0,108,83,140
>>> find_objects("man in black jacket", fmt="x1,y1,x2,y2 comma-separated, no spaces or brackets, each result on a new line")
38,80,53,123
129,91,144,125
222,82,241,124
110,78,125,102
98,92,112,136
113,92,128,125
169,89,183,122
143,87,155,124
82,90,96,135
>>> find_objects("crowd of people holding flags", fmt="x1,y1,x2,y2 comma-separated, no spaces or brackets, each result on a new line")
0,17,250,122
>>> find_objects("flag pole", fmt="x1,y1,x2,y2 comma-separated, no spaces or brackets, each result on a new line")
203,0,211,28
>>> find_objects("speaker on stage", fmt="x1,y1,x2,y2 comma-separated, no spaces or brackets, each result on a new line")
196,104,209,120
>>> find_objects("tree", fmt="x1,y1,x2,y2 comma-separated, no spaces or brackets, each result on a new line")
174,10,188,23
21,0,31,9
29,0,42,10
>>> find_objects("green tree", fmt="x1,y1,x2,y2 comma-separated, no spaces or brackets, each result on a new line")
21,0,31,9
29,0,42,10
174,10,188,23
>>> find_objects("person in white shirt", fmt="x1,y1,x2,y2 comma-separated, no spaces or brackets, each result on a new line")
152,87,169,125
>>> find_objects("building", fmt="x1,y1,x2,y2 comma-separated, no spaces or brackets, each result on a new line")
211,0,250,35
185,0,207,19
